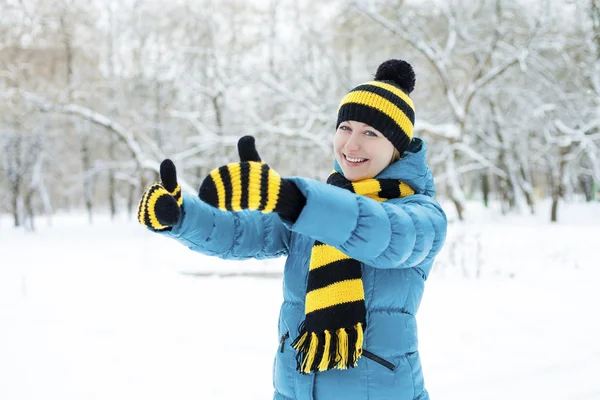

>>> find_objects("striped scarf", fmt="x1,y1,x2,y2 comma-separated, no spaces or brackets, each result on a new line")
291,171,414,374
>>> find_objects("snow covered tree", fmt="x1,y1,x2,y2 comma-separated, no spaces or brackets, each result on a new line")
0,0,597,225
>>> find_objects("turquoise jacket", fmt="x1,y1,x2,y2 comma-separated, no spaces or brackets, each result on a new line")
160,138,447,400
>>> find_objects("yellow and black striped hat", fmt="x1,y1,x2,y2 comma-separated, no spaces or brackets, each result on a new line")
337,59,416,154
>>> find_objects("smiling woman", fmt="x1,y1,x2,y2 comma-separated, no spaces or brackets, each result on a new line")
136,59,447,400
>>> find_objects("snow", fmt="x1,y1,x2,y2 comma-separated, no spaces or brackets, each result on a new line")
1,201,600,399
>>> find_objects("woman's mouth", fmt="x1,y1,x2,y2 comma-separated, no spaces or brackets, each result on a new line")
343,154,369,165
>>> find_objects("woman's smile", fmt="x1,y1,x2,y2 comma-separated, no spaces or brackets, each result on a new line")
343,153,370,166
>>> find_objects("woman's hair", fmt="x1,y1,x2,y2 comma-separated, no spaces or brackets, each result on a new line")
390,148,401,164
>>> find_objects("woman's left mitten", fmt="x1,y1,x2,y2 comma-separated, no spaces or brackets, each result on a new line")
198,136,306,222
137,159,183,231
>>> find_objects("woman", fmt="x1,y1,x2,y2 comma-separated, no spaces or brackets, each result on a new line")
137,59,447,400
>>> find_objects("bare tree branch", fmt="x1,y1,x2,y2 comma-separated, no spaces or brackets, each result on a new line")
21,91,198,193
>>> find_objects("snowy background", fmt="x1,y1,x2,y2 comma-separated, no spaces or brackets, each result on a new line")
2,200,600,400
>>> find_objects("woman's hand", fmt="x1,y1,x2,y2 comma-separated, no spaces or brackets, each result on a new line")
199,136,306,222
137,159,183,231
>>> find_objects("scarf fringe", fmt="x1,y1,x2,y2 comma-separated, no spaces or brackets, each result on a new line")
291,322,365,374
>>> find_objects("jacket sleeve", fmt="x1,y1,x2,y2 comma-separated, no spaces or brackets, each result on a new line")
158,193,291,260
286,177,447,269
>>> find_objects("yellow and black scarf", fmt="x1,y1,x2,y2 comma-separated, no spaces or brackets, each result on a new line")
291,171,414,374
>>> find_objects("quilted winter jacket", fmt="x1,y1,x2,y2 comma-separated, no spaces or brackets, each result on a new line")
160,138,447,400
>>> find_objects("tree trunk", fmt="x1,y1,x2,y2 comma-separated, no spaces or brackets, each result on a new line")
212,94,223,133
517,150,536,214
24,188,35,232
550,195,559,223
81,126,94,224
154,80,162,149
108,136,117,219
493,119,517,214
506,157,528,213
551,147,570,223
127,178,136,220
9,134,23,228
447,148,466,220
580,175,593,202
107,4,118,220
11,192,21,228
140,171,150,201
496,148,513,215
481,173,490,208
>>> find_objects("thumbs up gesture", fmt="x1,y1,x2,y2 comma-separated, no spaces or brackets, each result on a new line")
199,136,306,222
137,159,183,231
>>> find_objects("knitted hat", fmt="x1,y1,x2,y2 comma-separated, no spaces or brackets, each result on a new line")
336,59,416,154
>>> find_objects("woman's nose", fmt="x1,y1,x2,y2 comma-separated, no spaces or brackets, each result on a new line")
345,132,361,152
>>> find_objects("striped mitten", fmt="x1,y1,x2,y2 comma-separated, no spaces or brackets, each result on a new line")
199,136,306,222
137,159,183,231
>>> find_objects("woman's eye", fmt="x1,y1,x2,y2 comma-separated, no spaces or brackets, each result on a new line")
365,131,378,137
339,125,350,131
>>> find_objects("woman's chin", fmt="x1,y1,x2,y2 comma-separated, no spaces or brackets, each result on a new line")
342,168,366,181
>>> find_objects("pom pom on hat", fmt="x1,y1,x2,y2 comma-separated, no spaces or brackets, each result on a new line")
375,59,416,94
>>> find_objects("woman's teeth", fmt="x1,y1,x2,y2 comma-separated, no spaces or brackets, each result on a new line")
345,155,367,163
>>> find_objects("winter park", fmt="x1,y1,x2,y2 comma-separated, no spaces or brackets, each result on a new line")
2,0,600,399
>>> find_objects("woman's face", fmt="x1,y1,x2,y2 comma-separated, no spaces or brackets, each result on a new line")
333,120,396,181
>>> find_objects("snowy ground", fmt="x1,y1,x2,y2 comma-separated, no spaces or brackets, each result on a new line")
1,200,600,399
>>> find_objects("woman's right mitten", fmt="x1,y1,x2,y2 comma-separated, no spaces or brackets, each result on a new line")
137,159,183,231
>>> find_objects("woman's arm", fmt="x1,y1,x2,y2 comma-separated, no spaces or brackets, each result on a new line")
286,177,447,269
158,193,291,260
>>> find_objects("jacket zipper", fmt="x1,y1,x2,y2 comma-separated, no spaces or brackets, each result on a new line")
279,334,394,371
279,332,290,353
362,349,395,371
